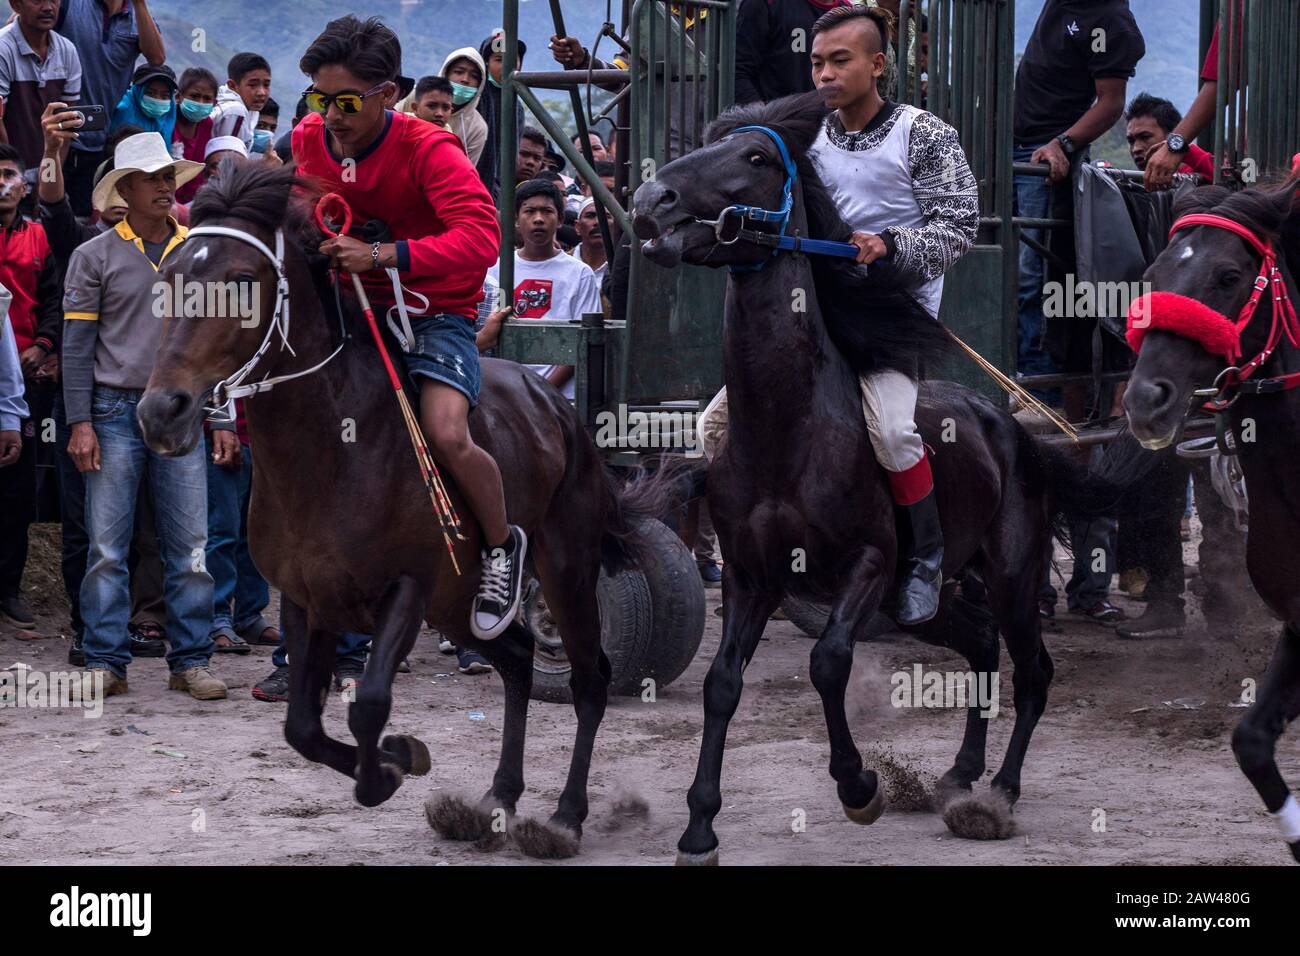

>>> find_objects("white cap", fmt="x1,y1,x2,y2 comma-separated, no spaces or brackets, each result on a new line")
204,135,249,160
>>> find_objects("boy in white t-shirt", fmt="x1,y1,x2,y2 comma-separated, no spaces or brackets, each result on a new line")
489,179,601,400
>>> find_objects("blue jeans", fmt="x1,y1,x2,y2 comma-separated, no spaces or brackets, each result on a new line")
270,593,370,667
205,433,268,632
1013,143,1062,383
81,386,214,677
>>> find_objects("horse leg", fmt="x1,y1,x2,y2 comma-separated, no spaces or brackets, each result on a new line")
921,591,1000,802
985,570,1053,807
281,595,357,778
809,545,889,825
423,619,533,849
676,569,781,865
508,541,607,859
1231,622,1300,862
349,574,426,807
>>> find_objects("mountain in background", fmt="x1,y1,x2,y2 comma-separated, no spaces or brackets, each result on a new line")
147,0,1203,165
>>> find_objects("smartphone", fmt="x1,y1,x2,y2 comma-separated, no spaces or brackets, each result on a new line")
70,105,107,132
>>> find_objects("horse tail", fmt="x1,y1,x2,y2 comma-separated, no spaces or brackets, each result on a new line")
1019,423,1160,538
599,457,702,574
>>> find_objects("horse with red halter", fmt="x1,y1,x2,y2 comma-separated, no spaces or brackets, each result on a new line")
1124,175,1300,862
135,160,667,858
630,91,1150,864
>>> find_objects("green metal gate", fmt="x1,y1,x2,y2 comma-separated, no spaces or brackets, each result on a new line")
493,0,736,429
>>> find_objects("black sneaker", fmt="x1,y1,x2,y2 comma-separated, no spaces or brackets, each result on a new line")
456,647,494,675
333,658,365,691
68,632,85,667
252,665,290,702
129,625,166,658
0,592,35,629
471,525,528,641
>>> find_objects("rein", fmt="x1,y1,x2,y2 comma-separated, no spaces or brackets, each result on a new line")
1173,213,1300,409
691,124,861,273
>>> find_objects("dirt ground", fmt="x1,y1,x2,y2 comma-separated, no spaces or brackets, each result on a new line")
1,522,1296,866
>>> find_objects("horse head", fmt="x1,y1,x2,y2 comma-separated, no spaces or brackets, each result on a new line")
1124,178,1299,449
630,89,836,270
138,160,317,455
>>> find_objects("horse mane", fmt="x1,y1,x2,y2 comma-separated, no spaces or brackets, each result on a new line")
705,90,954,375
189,158,390,367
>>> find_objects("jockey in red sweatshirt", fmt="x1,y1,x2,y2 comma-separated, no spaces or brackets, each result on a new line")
295,15,525,640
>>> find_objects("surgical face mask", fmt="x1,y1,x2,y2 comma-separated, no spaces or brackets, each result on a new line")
487,73,501,88
252,129,273,153
179,98,214,122
140,95,172,119
449,81,477,106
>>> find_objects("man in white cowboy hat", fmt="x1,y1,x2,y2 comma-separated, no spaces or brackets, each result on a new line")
60,131,228,701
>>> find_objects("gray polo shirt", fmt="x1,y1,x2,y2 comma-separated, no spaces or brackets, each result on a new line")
0,23,82,174
61,216,187,424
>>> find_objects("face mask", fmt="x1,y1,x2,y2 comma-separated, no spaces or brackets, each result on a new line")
140,95,172,119
179,98,214,122
252,129,273,152
449,81,477,106
487,74,501,88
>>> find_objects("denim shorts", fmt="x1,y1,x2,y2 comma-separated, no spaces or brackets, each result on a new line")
403,313,481,407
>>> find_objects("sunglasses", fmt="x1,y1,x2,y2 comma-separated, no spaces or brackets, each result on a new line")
302,82,388,115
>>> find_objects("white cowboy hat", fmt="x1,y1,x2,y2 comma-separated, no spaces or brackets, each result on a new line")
91,132,204,214
204,135,249,160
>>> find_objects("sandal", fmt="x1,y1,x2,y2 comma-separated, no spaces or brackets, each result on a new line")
236,615,281,646
211,625,252,654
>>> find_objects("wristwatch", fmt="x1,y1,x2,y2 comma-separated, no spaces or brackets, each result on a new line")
1166,133,1188,154
370,242,382,270
1055,133,1078,156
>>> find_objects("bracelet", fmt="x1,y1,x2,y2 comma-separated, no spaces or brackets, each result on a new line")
370,242,382,270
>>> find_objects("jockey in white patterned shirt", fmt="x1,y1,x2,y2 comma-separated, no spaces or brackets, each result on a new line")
699,5,977,626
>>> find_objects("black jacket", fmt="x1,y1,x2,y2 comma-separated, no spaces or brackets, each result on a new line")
735,0,849,105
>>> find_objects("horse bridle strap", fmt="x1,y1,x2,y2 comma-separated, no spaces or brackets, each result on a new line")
1170,213,1300,406
186,224,344,414
692,124,861,273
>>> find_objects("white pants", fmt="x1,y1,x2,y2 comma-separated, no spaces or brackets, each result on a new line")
697,369,922,473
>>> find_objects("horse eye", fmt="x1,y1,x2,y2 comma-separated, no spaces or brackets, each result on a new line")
748,153,766,167
233,272,257,283
1219,270,1241,288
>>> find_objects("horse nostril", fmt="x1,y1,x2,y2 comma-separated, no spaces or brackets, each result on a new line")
1131,377,1175,415
166,389,192,420
655,186,679,210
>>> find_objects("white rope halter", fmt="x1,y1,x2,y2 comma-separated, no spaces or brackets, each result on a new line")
186,225,345,419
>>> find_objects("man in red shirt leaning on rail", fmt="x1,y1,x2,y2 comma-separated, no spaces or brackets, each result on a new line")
293,15,527,641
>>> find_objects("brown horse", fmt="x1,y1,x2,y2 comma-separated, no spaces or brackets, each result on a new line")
1124,177,1300,862
136,161,660,858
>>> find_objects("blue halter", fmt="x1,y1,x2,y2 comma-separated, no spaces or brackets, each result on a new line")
697,124,862,274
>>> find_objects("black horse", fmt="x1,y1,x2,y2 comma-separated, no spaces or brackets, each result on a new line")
1124,177,1300,862
632,91,1144,863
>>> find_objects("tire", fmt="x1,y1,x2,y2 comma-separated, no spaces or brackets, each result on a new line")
524,568,653,704
633,517,706,691
780,596,830,638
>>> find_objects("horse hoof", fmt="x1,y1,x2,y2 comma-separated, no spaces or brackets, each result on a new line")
424,793,506,849
354,764,403,808
843,786,886,826
675,848,719,866
941,790,1015,840
381,734,431,776
510,816,581,859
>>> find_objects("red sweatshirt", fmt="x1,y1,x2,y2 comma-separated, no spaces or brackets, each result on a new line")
0,215,59,355
294,110,500,320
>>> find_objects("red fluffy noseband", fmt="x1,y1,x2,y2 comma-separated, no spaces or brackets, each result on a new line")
1126,291,1240,362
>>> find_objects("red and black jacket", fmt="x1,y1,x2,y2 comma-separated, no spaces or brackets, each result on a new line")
0,214,60,357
